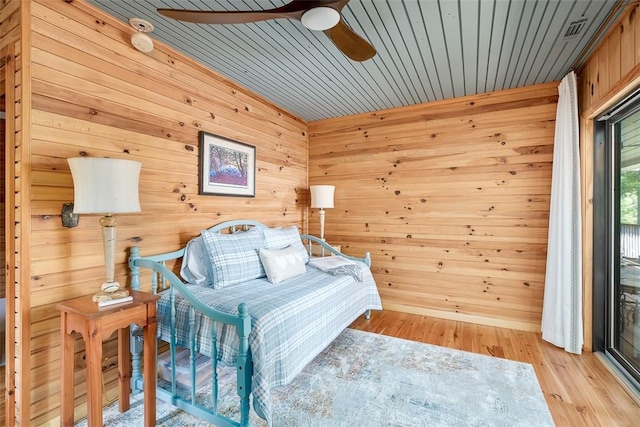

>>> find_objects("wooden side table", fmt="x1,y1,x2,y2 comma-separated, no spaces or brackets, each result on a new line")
56,290,160,427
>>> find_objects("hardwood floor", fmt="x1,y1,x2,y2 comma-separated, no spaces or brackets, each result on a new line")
350,310,640,426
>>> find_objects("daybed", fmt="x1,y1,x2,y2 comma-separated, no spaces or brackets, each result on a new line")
128,220,382,426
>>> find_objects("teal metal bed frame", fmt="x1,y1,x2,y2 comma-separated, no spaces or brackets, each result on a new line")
127,220,371,426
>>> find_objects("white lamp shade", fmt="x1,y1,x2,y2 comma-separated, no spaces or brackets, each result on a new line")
310,185,335,209
68,157,142,214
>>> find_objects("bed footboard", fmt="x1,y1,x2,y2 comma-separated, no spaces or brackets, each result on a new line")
301,234,372,320
128,246,253,427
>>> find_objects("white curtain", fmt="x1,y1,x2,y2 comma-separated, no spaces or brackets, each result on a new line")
541,71,583,354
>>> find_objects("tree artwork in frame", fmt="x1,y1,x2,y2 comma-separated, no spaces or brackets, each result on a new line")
199,131,256,197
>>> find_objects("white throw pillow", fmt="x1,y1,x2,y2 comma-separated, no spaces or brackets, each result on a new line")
263,225,310,264
259,245,307,284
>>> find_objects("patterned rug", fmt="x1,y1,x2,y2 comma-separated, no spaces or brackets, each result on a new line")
76,328,554,426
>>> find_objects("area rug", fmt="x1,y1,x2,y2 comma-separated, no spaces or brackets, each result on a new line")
76,328,554,426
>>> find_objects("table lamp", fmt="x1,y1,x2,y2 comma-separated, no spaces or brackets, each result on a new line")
310,185,335,240
68,157,141,303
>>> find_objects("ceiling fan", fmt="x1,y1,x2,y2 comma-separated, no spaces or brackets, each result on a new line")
157,0,377,62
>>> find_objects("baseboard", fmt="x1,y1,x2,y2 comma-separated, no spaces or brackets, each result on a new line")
383,302,541,333
594,352,640,406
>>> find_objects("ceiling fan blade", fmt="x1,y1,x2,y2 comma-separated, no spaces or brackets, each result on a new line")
157,9,285,25
157,1,343,25
157,0,373,62
324,19,376,62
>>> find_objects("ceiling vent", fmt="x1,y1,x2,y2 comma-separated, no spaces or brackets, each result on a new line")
562,18,588,40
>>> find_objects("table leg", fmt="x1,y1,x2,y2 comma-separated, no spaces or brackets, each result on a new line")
86,320,103,426
118,326,131,412
143,315,157,427
60,313,76,427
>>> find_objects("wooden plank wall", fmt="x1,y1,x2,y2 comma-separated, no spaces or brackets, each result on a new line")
0,62,5,427
27,0,308,424
2,0,25,425
577,3,640,351
0,24,9,425
578,4,640,115
308,83,558,332
0,93,5,299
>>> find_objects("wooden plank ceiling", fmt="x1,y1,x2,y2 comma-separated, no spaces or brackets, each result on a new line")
86,0,627,122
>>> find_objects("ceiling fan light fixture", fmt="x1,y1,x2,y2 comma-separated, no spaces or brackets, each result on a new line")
300,7,340,31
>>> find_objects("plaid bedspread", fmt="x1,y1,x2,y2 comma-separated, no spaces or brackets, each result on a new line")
156,261,382,425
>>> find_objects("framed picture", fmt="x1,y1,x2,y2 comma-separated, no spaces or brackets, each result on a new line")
199,131,256,197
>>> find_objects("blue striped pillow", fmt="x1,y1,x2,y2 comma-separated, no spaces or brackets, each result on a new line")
201,227,266,289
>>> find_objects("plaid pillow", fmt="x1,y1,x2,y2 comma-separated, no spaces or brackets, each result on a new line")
263,225,309,264
201,227,266,289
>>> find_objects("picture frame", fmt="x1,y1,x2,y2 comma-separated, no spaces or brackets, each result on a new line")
199,131,256,197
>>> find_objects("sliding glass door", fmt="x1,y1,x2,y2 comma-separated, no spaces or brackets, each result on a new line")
594,90,640,387
616,107,640,377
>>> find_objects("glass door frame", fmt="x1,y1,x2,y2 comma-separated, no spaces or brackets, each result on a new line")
593,87,640,388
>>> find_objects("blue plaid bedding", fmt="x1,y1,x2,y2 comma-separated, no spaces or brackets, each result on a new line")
157,261,382,424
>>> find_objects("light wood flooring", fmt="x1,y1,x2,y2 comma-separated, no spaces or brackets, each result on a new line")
350,310,640,426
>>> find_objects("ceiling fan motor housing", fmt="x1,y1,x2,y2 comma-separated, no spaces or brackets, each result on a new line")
301,7,341,31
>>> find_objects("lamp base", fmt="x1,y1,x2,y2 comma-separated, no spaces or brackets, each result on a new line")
92,287,130,303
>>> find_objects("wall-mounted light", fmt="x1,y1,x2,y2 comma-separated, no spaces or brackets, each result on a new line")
61,202,79,228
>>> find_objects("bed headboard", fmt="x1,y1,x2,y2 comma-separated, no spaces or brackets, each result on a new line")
129,220,269,293
208,219,268,234
129,219,370,293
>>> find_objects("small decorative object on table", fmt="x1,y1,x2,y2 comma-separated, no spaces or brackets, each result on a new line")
97,295,134,308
